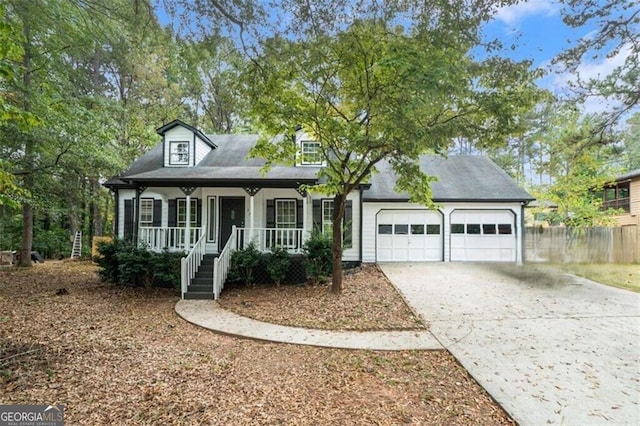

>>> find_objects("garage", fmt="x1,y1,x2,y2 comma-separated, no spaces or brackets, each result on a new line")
376,210,443,262
449,209,516,262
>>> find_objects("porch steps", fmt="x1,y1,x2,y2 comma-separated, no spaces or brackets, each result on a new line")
184,254,218,300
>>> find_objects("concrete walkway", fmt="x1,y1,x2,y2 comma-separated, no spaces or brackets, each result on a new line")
175,299,442,351
380,262,640,426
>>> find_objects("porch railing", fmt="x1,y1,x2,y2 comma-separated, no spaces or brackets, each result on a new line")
237,227,305,253
213,225,238,300
139,227,203,252
180,231,206,297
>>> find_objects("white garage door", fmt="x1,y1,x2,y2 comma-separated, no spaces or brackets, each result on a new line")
450,210,516,262
377,210,442,262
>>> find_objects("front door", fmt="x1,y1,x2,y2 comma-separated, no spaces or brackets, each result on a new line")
220,197,245,248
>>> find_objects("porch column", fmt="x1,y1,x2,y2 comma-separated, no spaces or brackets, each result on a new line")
297,187,309,246
135,185,147,245
244,187,261,243
180,186,196,250
302,193,308,241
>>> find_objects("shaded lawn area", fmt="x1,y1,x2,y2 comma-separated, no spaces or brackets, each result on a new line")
536,263,640,293
0,261,513,425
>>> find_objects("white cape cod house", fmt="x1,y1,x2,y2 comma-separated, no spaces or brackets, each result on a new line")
105,120,534,299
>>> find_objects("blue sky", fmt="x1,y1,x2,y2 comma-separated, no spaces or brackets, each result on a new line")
158,0,631,117
485,0,632,116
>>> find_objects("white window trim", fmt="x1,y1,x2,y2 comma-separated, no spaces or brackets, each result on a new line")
169,141,190,165
322,199,333,236
299,140,323,166
275,199,297,228
177,199,198,227
139,198,154,227
207,196,217,242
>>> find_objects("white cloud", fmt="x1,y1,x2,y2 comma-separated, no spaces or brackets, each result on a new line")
551,43,634,115
494,0,559,26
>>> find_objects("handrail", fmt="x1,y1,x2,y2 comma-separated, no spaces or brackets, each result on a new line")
213,225,237,300
180,231,206,298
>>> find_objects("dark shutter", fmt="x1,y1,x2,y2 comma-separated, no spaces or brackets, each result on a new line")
152,200,162,227
168,199,177,227
266,199,275,228
343,200,353,248
296,199,303,229
312,200,321,232
196,198,202,227
124,199,134,240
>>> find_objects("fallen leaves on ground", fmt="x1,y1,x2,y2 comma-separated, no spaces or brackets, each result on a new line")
219,264,425,330
0,261,513,425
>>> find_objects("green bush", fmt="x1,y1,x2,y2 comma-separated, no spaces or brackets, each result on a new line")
266,245,291,287
150,249,184,289
303,230,333,283
95,239,184,289
229,241,261,286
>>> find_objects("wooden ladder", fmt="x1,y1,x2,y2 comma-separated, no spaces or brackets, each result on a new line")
71,231,82,259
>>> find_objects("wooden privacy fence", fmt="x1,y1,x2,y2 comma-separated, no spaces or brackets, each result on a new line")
526,225,639,264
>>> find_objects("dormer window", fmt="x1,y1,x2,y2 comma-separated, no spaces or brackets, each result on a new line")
300,141,322,165
169,141,189,165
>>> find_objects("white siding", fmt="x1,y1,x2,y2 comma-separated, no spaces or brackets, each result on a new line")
162,126,213,167
163,126,193,167
363,201,525,263
194,135,212,165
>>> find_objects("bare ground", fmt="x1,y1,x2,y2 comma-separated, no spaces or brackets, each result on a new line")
218,264,425,330
0,261,513,425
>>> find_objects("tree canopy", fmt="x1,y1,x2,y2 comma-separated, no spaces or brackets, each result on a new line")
245,16,542,291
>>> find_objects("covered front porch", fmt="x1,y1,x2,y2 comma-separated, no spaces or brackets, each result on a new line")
124,184,316,299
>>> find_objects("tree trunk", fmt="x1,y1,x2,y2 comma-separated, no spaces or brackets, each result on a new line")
330,193,346,293
91,178,104,236
19,202,33,267
18,10,33,268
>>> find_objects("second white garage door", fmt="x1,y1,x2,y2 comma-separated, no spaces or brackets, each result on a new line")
377,210,443,262
450,209,516,262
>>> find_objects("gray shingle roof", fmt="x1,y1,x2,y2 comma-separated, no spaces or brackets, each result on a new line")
108,131,532,202
363,156,534,202
117,134,321,184
616,168,640,181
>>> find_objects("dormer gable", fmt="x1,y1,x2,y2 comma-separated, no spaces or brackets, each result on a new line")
295,129,325,167
157,119,217,167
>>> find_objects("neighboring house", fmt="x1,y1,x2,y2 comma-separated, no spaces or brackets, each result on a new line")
601,169,640,226
105,120,534,298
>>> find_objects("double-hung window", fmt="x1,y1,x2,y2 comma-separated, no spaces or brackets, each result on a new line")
139,199,154,227
169,141,189,165
275,199,297,248
322,200,334,236
177,199,198,227
300,141,322,165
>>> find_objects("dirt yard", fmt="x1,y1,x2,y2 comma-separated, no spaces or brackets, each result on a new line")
0,261,513,425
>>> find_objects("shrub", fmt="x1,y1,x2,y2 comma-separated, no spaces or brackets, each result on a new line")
95,239,184,289
266,245,291,287
229,241,261,286
303,230,332,283
95,238,130,284
150,249,184,289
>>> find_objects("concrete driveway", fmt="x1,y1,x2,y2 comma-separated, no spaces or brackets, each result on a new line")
380,262,640,426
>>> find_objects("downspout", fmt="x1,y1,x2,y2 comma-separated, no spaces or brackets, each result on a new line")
359,186,364,263
114,189,120,238
520,201,528,264
134,184,140,246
